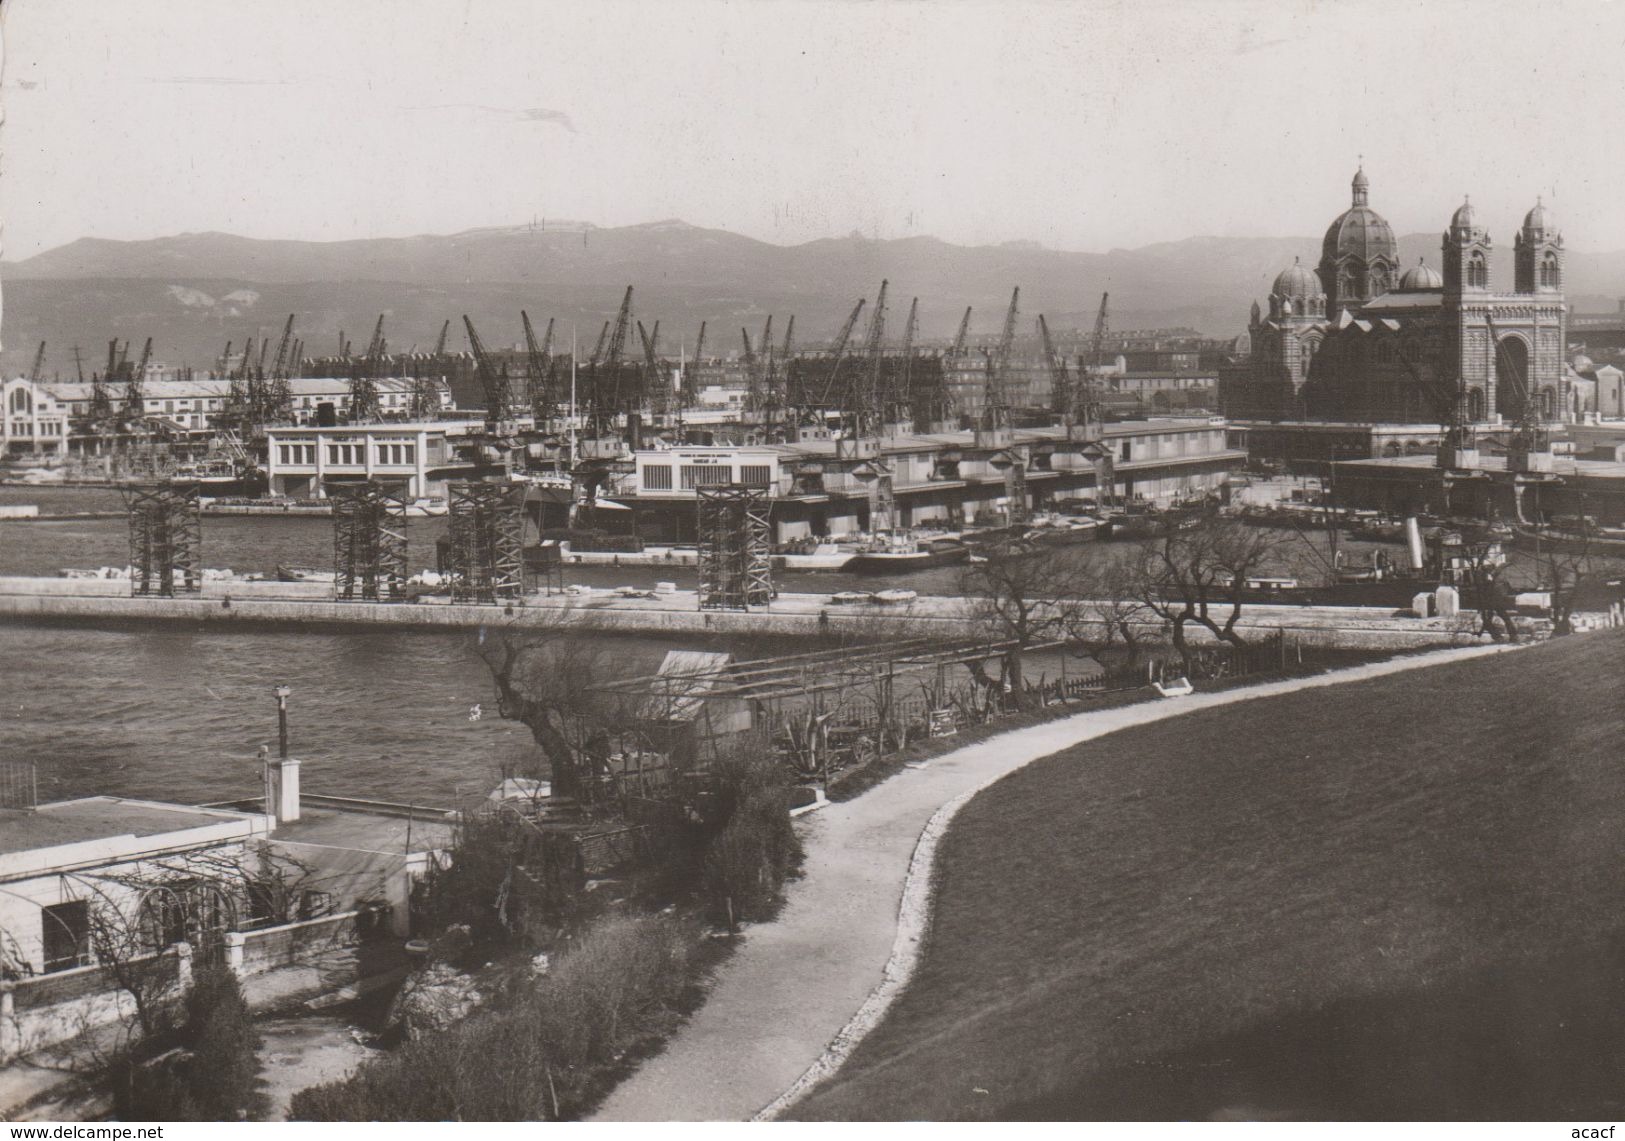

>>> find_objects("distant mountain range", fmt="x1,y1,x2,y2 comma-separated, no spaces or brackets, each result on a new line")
4,221,1624,377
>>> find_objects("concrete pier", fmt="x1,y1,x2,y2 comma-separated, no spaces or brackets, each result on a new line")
0,576,1491,649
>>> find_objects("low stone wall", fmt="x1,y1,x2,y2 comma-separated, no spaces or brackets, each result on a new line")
230,911,359,977
1,947,186,1063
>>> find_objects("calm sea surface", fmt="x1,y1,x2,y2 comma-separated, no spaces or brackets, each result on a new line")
0,483,1470,809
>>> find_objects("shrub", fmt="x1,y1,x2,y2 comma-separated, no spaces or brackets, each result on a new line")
290,912,702,1121
115,967,265,1121
703,786,801,925
692,738,803,924
412,813,581,959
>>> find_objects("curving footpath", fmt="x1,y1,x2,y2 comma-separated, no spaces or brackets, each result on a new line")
591,642,1521,1122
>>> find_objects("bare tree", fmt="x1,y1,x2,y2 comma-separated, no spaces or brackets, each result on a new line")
476,627,620,805
1060,551,1155,675
960,539,1089,708
1131,510,1288,675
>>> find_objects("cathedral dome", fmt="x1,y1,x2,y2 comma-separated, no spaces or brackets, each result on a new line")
1523,198,1554,235
1451,197,1477,230
1272,258,1324,300
1322,168,1397,267
1398,259,1443,291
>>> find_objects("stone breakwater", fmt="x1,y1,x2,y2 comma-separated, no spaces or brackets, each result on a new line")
0,576,1492,649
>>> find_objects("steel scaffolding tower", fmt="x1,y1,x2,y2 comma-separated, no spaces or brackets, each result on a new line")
446,480,527,604
697,484,773,611
126,482,202,597
331,482,409,601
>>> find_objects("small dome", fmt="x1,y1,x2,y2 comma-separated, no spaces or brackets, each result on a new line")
1272,258,1324,300
1451,197,1476,230
1352,166,1370,191
1398,259,1443,291
1523,197,1554,234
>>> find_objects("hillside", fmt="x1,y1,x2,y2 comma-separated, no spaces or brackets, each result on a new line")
792,634,1625,1121
5,223,1625,377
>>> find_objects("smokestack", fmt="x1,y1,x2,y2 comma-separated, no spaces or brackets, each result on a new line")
1405,517,1426,572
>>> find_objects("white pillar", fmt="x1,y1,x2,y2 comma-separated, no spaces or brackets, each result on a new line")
0,981,17,1063
224,931,246,977
175,941,193,990
269,758,301,824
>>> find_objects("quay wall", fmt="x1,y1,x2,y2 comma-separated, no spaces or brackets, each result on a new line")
0,576,1486,650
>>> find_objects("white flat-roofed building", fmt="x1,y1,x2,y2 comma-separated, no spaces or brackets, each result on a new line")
634,446,787,497
264,419,482,499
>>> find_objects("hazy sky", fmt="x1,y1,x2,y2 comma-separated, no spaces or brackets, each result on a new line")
4,0,1625,259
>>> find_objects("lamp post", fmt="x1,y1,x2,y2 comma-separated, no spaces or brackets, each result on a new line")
274,684,291,761
269,684,300,823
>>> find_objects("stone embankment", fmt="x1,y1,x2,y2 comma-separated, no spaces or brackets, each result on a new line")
0,574,1490,648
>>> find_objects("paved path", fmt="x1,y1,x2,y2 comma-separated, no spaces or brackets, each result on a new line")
591,642,1520,1122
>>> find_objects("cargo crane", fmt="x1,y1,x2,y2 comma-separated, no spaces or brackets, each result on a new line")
134,337,152,386
741,326,760,411
983,286,1019,431
264,315,296,423
27,342,46,386
638,319,668,417
594,286,636,425
1090,292,1110,370
269,314,296,379
749,315,774,418
122,338,150,419
433,319,450,358
682,320,707,409
768,314,794,427
464,316,513,438
951,306,972,357
522,309,555,422
898,297,919,423
1040,313,1070,417
589,321,610,367
981,288,1025,524
349,316,385,423
816,297,867,410
604,287,634,368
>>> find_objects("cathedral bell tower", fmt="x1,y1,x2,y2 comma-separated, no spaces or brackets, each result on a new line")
1442,197,1491,296
1514,198,1563,294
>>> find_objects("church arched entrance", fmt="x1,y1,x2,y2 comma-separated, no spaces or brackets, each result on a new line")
1495,337,1531,420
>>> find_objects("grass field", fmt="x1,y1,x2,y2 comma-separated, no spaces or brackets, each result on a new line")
792,633,1625,1121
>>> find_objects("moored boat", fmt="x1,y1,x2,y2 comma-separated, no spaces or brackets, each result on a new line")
843,535,969,573
275,564,337,584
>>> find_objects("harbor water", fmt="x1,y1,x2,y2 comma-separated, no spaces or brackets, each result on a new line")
0,482,1500,810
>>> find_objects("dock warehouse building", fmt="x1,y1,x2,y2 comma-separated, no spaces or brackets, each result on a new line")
609,418,1246,544
1332,450,1625,526
264,418,487,500
1,375,453,459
